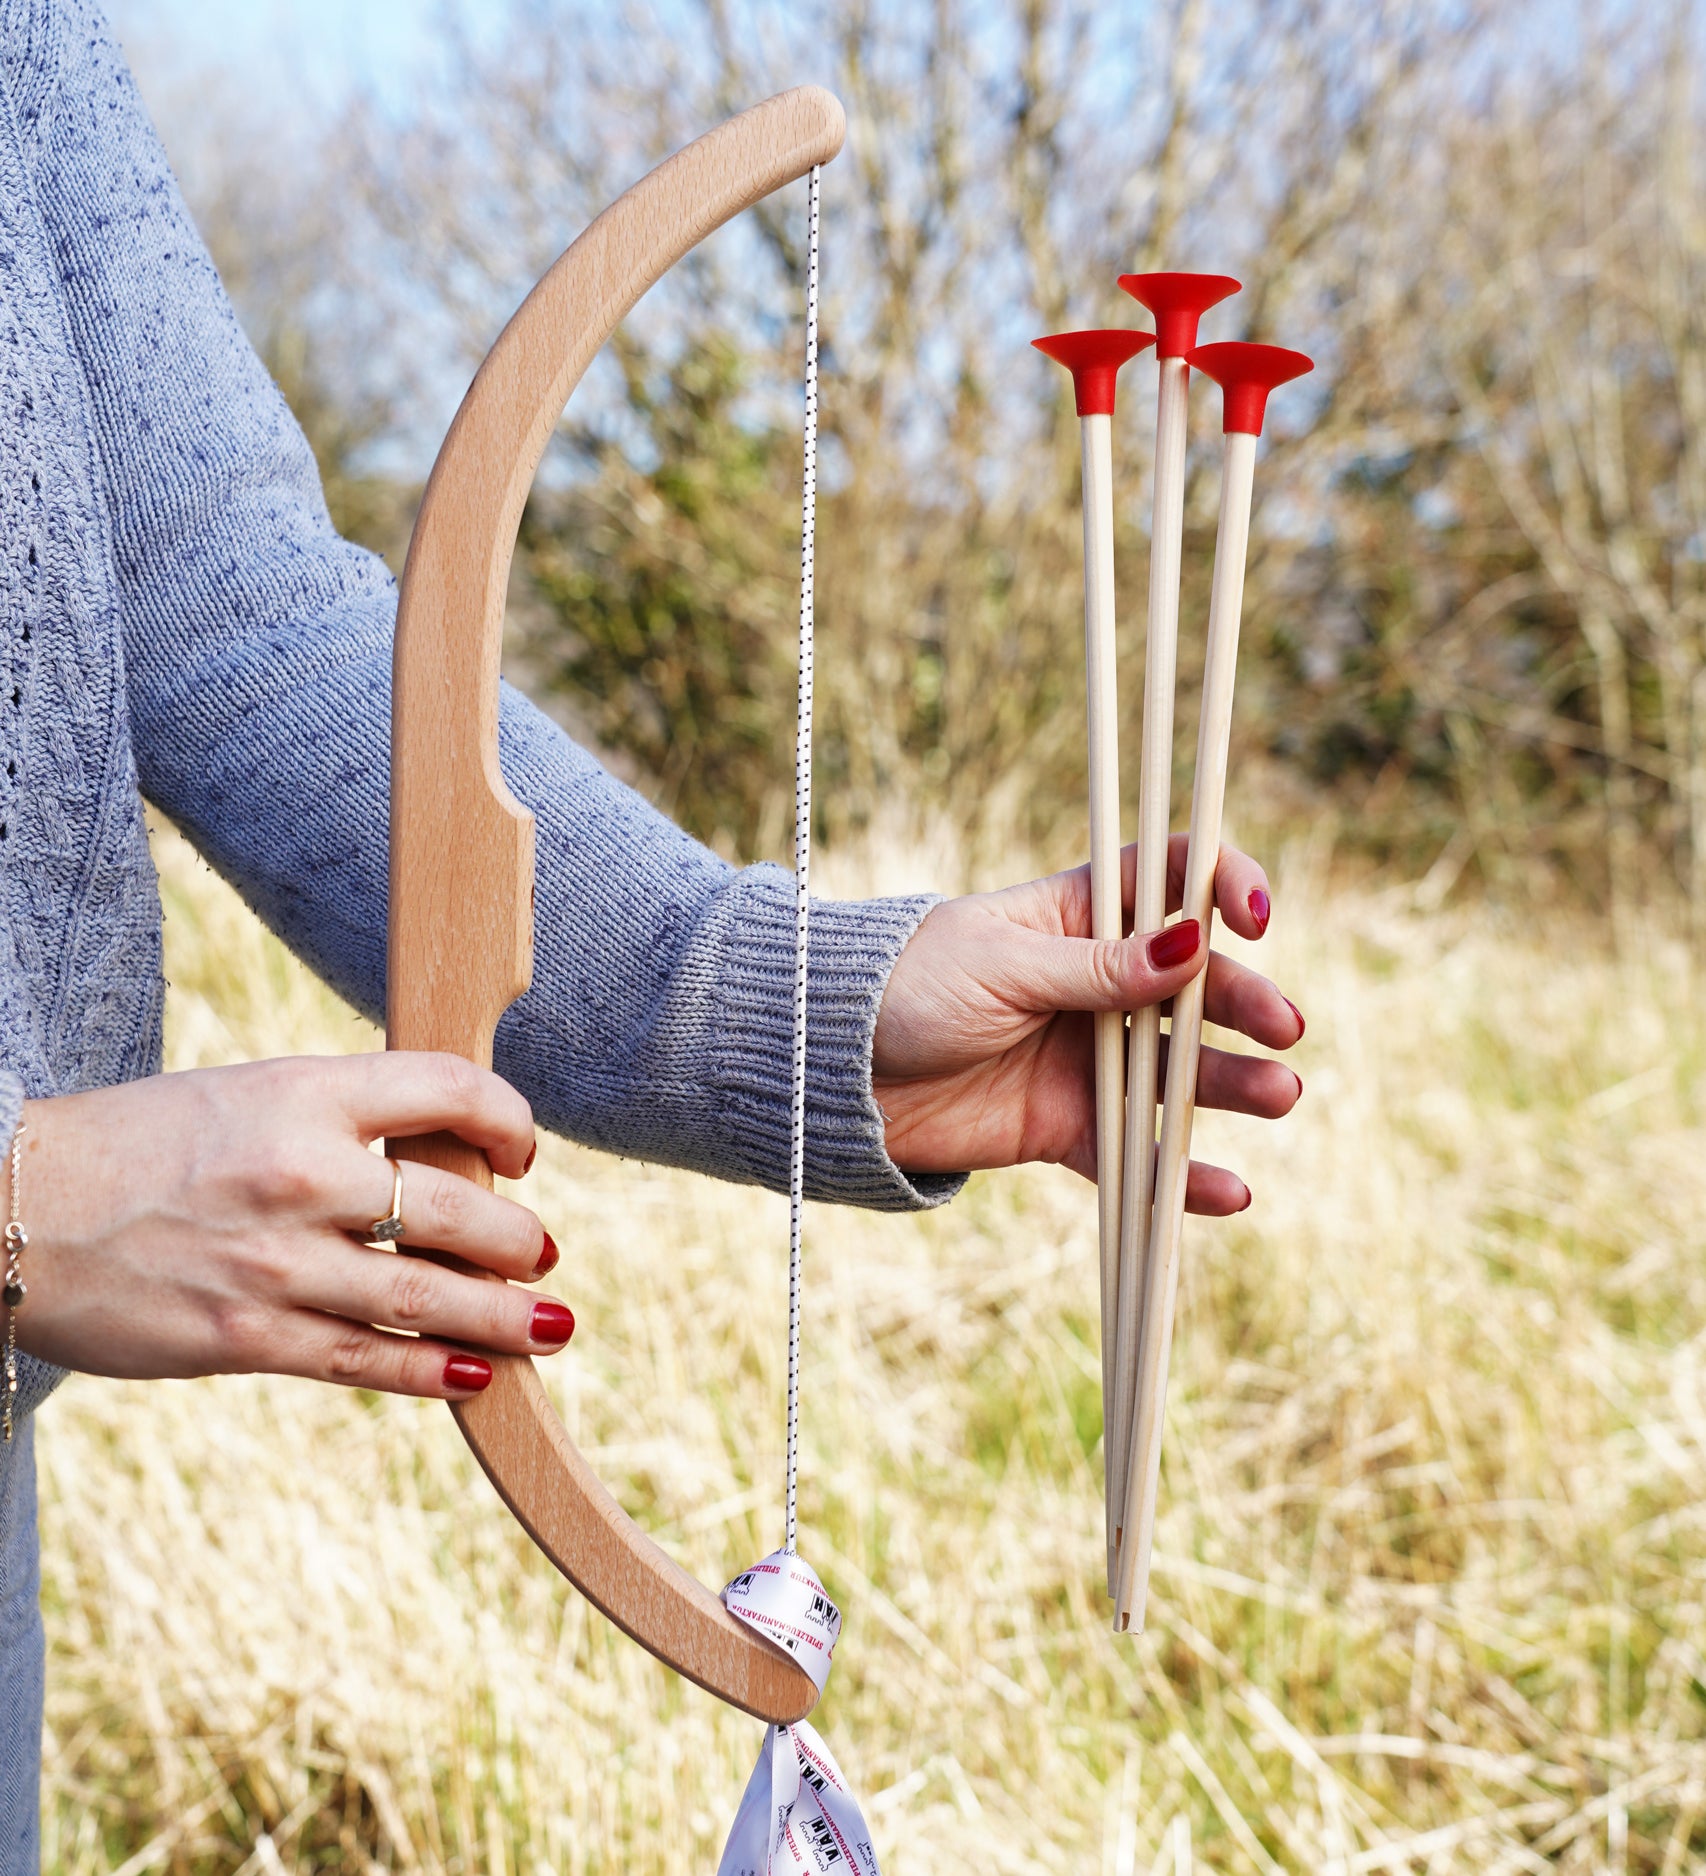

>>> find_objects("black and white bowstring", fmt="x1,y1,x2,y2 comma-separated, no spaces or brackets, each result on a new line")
784,164,820,1555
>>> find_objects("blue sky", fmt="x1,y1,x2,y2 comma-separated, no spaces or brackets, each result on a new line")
110,0,493,113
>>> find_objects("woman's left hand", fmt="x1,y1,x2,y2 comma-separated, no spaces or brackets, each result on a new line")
873,836,1304,1213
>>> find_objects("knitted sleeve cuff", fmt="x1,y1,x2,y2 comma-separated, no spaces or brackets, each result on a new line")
480,688,969,1214
704,874,967,1213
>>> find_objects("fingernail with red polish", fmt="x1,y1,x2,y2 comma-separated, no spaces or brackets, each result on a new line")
531,1299,576,1347
1148,919,1201,971
1238,1184,1253,1212
1248,888,1271,936
1283,996,1306,1039
523,1142,538,1176
532,1231,559,1280
444,1354,492,1393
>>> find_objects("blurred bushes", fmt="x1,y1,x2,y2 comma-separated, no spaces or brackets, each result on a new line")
516,337,801,852
164,0,1706,926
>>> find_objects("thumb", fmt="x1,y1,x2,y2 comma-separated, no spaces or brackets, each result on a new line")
999,919,1204,1014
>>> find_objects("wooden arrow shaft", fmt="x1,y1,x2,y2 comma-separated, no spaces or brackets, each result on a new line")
1116,426,1258,1631
1073,410,1126,1588
1112,352,1189,1549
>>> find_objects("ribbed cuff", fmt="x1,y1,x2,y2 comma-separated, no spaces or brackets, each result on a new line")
0,1074,65,1423
709,879,967,1213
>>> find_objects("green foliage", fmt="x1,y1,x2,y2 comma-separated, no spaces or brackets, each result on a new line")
518,337,800,853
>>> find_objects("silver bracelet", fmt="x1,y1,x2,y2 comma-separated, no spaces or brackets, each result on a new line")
4,1123,27,1443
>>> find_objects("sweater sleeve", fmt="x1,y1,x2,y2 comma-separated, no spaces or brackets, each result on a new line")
28,2,961,1211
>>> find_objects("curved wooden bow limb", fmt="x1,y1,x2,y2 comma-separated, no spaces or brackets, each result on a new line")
386,86,845,1724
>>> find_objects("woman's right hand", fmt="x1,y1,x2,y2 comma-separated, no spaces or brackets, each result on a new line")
12,1053,569,1399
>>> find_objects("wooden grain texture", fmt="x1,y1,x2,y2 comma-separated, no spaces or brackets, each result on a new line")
1111,353,1189,1555
1077,410,1127,1591
386,86,845,1724
1115,427,1258,1632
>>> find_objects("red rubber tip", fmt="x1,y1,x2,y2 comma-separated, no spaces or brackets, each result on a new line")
1117,272,1241,358
1185,340,1314,435
1032,328,1155,416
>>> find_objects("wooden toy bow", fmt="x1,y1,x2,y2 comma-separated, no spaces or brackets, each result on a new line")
384,87,845,1727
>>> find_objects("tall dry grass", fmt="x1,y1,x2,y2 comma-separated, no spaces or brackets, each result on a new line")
34,820,1706,1873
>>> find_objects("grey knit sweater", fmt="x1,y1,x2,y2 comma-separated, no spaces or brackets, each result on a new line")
0,1,952,1859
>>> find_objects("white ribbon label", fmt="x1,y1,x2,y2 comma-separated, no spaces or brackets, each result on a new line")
718,1549,881,1875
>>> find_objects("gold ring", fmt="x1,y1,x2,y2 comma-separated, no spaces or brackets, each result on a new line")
367,1157,406,1246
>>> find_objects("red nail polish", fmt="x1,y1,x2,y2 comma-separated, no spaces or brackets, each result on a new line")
1238,1184,1253,1213
1292,1069,1304,1099
532,1231,559,1279
531,1299,576,1346
523,1142,538,1176
444,1354,492,1393
1283,996,1306,1039
1148,919,1201,971
1248,888,1271,936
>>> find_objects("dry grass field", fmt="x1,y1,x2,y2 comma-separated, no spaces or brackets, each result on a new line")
33,820,1706,1873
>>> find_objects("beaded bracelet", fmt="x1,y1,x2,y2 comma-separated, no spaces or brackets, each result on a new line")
3,1123,26,1442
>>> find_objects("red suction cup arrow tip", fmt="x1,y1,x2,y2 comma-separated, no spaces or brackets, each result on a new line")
1117,272,1242,359
1032,328,1156,416
1184,340,1314,436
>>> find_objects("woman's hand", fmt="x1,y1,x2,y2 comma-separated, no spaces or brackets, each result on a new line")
874,837,1304,1212
15,1054,570,1398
